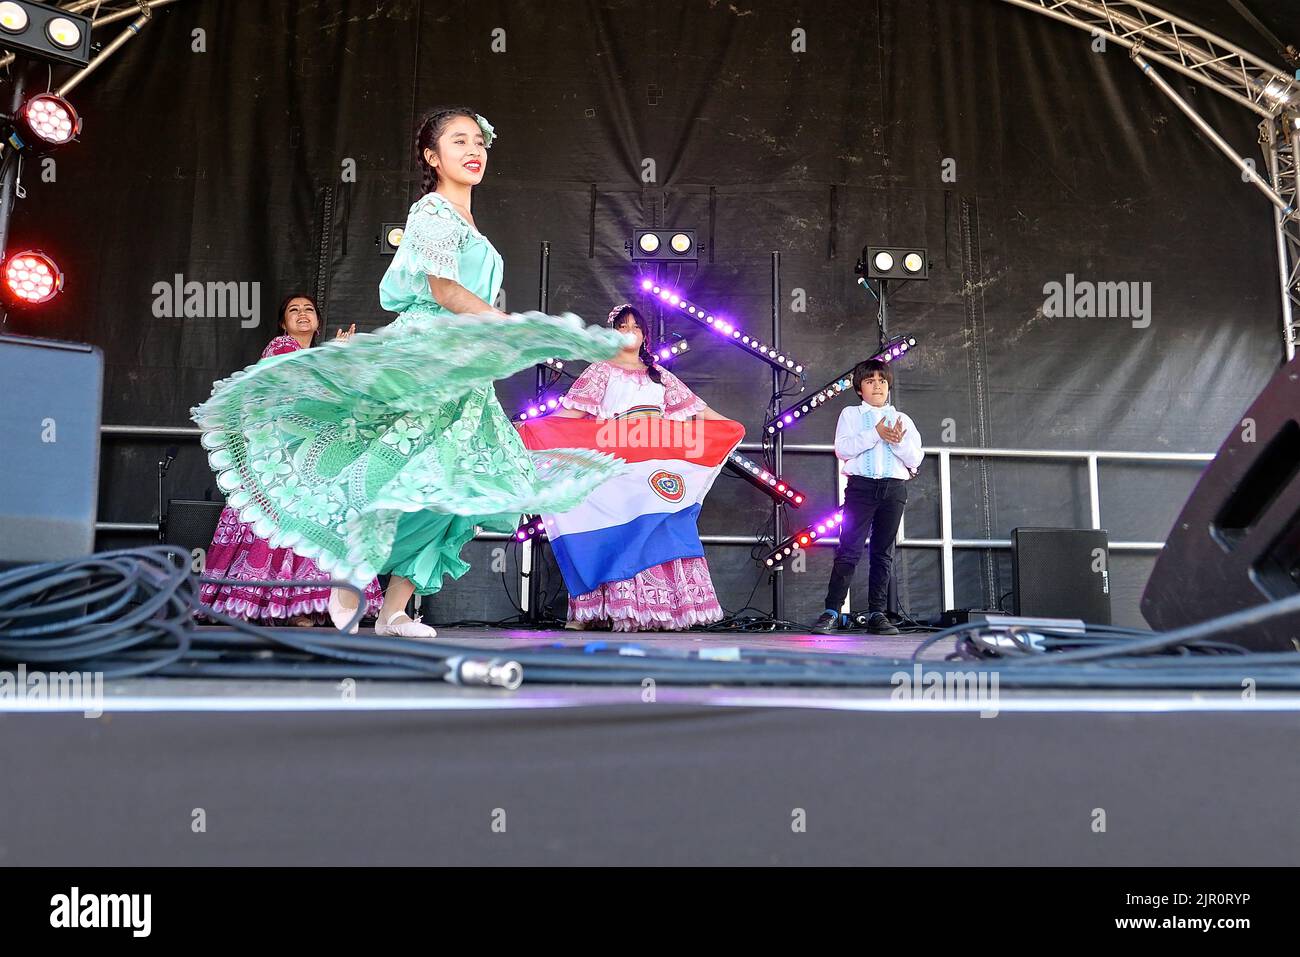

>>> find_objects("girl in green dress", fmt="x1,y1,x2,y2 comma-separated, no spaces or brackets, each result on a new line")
192,108,628,638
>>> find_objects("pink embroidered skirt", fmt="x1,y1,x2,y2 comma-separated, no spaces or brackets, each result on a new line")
198,506,383,624
568,556,723,632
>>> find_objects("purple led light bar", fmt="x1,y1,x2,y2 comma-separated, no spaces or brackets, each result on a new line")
726,450,806,506
761,510,845,566
640,279,806,377
765,334,918,434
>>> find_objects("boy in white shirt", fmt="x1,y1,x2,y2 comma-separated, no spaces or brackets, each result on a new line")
811,359,923,635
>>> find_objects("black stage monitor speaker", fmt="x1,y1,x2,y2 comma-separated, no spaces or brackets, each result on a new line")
164,499,225,554
1142,359,1300,651
0,334,102,564
1011,527,1111,624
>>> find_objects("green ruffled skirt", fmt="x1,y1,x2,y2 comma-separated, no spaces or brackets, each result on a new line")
191,310,627,594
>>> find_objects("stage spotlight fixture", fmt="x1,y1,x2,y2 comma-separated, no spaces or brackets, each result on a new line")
45,14,79,49
379,223,404,255
21,93,78,146
0,2,28,33
3,249,63,305
761,510,845,566
629,228,697,262
861,245,929,281
639,279,806,377
725,450,806,506
0,1,91,67
5,92,81,154
517,338,690,421
765,334,917,433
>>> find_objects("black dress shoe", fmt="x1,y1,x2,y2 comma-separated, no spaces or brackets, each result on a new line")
866,612,900,635
811,611,840,634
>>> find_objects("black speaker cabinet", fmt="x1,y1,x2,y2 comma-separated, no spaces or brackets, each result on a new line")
1142,360,1300,651
164,499,225,553
1011,527,1111,624
0,334,102,564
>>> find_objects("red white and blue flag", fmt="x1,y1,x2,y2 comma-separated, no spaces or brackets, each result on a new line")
517,416,745,595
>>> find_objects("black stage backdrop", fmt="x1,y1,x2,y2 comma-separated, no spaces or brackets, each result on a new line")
7,0,1294,627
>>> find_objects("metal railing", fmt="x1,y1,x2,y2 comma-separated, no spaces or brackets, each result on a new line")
726,441,1212,608
97,425,1212,612
892,445,1209,610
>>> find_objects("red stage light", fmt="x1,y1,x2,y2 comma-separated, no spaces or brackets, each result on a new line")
20,93,80,147
4,250,63,304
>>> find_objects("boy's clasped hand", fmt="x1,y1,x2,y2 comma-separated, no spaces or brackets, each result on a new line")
875,417,907,445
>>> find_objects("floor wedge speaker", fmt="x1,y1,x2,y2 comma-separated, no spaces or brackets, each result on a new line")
1142,359,1300,651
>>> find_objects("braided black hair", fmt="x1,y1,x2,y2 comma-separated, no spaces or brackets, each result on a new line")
414,107,480,195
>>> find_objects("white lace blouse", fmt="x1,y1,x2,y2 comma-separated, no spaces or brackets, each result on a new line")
560,361,707,420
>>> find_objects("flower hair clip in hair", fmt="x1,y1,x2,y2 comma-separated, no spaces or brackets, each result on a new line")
475,114,496,149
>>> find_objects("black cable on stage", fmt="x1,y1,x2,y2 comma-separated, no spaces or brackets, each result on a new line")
0,548,458,679
1005,595,1300,665
0,548,195,677
5,547,1300,690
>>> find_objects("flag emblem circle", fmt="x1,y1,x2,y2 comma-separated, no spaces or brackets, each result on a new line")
648,470,685,503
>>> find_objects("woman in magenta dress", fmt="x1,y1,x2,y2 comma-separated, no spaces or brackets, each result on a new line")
552,304,732,631
198,294,384,626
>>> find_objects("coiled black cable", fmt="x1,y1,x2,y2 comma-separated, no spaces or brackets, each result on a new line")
3,547,1300,689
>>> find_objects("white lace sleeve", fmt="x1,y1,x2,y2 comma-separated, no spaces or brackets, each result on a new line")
400,198,467,283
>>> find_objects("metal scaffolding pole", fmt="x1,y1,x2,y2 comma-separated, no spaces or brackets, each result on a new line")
520,240,552,623
0,68,27,265
1263,114,1300,359
770,250,785,622
1132,50,1293,214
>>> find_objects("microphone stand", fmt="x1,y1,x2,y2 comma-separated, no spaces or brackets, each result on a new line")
157,446,177,542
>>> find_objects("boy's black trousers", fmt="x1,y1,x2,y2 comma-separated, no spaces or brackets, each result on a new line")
823,475,908,614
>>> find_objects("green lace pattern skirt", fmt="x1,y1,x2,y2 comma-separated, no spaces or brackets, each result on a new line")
191,310,628,594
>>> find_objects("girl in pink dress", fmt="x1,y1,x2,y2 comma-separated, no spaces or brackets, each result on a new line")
552,304,732,631
198,294,384,626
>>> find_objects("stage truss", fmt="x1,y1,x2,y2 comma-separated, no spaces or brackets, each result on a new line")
997,0,1300,359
